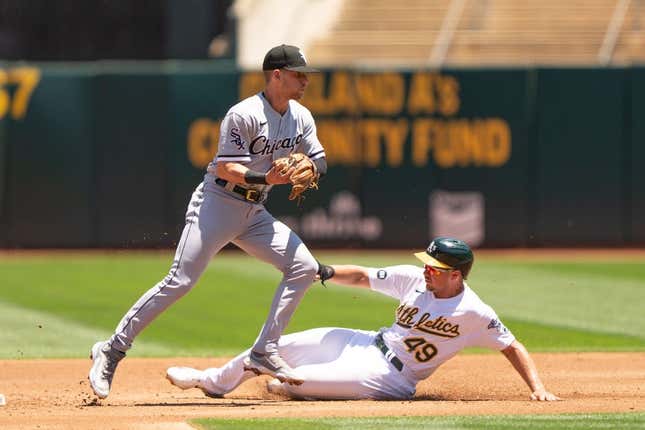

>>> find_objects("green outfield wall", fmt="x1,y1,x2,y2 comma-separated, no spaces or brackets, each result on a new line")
0,63,641,248
632,67,645,243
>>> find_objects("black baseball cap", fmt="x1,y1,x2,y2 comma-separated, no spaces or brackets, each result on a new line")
414,237,474,278
262,44,319,72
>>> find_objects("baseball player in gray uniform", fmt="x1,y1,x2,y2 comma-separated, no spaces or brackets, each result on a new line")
89,44,327,398
165,238,560,401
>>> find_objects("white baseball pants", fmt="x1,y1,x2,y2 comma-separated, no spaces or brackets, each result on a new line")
200,327,417,400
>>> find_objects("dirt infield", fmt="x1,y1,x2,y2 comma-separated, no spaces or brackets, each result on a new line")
1,353,643,430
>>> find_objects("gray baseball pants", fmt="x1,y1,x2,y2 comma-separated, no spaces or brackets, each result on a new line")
109,179,318,355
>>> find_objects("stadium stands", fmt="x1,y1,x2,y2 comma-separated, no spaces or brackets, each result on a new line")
308,0,447,67
613,0,645,63
307,0,645,67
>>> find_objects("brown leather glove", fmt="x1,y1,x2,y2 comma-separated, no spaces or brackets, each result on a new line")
272,153,319,202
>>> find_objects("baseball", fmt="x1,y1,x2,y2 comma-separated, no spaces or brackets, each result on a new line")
0,393,6,406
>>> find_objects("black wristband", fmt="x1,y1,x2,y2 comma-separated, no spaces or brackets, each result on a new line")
244,169,268,185
316,260,335,287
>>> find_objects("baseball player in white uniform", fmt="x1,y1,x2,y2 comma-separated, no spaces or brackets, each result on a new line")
89,44,327,398
165,237,560,401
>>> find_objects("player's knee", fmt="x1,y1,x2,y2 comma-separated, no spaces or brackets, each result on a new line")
302,256,319,280
282,254,318,282
294,258,318,277
160,270,199,295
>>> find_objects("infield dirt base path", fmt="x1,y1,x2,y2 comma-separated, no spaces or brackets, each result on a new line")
1,352,644,430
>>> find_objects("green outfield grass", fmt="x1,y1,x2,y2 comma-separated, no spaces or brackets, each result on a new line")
192,413,645,430
0,250,643,358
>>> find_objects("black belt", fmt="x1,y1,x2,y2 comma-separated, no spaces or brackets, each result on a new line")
215,178,264,203
374,333,403,371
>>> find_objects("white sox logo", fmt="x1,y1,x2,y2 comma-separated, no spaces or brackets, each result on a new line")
230,127,245,150
250,134,304,155
396,305,461,338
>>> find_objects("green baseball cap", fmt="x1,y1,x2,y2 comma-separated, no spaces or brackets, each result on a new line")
414,237,474,278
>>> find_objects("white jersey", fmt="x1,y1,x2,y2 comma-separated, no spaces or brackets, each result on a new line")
369,265,515,384
197,265,516,400
206,92,325,194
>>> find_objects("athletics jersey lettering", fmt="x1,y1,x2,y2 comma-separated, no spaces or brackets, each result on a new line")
368,265,516,381
413,313,460,338
395,304,419,326
249,134,304,155
395,304,461,338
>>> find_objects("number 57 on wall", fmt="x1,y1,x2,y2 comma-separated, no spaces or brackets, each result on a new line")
0,67,40,120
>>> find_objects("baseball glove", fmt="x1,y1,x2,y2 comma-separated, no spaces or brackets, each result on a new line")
273,153,319,202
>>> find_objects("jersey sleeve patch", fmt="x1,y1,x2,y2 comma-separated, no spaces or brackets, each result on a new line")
230,127,246,150
487,318,509,334
216,112,253,159
377,269,388,279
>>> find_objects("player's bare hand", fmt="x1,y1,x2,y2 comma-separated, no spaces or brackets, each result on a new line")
530,388,561,401
266,163,295,185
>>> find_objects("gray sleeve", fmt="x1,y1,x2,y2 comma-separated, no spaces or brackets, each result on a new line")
301,109,325,161
215,112,252,163
313,157,327,177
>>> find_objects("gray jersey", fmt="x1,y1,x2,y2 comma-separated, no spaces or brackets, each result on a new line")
206,92,325,194
109,91,325,361
94,46,327,400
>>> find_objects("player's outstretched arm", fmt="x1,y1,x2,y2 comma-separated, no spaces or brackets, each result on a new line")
315,264,371,289
501,340,561,401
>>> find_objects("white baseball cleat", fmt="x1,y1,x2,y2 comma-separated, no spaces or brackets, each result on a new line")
267,377,317,400
243,351,304,385
166,367,222,398
88,341,125,399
